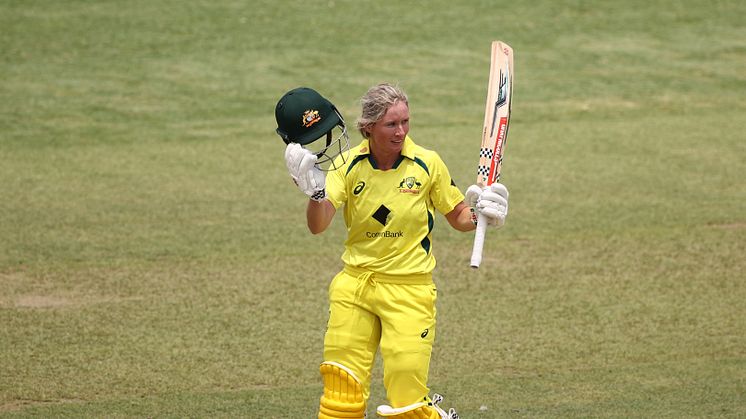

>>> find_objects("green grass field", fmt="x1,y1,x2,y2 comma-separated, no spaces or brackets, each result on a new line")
1,0,745,417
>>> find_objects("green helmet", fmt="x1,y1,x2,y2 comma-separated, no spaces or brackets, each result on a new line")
275,87,342,145
275,87,350,170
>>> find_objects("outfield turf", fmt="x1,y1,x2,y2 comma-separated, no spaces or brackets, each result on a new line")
1,0,745,417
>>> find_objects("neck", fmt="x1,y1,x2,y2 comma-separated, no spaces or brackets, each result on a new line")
369,143,399,170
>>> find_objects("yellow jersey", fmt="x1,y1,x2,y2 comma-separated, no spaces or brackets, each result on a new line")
326,136,464,275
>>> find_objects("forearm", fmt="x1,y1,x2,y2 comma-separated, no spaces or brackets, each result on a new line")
307,199,336,234
446,202,476,232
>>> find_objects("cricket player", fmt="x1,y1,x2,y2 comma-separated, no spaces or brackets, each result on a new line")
275,85,509,419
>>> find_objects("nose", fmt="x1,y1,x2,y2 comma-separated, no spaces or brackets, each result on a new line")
394,123,405,137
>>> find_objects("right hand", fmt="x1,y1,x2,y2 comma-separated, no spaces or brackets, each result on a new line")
465,183,509,228
285,143,326,201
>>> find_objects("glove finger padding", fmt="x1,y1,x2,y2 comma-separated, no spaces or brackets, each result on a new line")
285,143,326,201
476,183,509,227
285,143,304,177
477,201,507,226
479,190,508,208
296,150,320,191
487,182,509,200
464,184,483,208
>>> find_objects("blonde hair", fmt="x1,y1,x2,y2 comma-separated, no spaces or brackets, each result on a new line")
356,83,409,138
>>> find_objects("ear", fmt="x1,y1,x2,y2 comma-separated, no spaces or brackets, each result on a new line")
362,124,372,138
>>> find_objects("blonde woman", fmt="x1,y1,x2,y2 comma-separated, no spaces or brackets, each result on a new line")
277,84,509,418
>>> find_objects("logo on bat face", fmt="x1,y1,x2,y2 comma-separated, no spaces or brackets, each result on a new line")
489,65,511,139
301,109,321,128
497,69,509,108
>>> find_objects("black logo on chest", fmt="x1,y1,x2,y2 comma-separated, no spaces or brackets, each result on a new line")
353,181,366,195
372,205,391,226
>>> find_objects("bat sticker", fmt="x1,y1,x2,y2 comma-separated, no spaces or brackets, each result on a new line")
490,67,511,138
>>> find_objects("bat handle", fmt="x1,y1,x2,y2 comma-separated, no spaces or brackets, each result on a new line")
470,212,489,268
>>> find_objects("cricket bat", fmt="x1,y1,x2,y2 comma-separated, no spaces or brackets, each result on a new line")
470,40,514,269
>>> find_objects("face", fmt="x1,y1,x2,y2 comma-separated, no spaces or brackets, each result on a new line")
366,101,410,156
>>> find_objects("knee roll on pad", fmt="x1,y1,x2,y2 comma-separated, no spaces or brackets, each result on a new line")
318,361,366,419
376,402,438,419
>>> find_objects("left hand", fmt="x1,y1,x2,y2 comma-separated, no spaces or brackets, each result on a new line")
465,183,509,227
285,143,327,201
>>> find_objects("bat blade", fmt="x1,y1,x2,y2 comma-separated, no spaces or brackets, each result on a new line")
471,40,514,269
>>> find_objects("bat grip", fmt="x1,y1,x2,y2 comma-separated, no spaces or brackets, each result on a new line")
470,212,489,268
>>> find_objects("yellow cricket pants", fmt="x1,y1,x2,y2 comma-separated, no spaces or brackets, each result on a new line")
323,266,437,408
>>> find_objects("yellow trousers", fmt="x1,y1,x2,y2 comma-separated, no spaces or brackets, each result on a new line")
323,266,437,408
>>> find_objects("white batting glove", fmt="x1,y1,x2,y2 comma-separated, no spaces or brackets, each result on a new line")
285,143,326,201
465,183,509,227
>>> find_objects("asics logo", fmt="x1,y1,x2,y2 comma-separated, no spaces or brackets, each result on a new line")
354,181,366,195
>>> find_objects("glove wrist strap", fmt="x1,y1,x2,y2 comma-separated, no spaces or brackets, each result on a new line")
310,189,327,202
